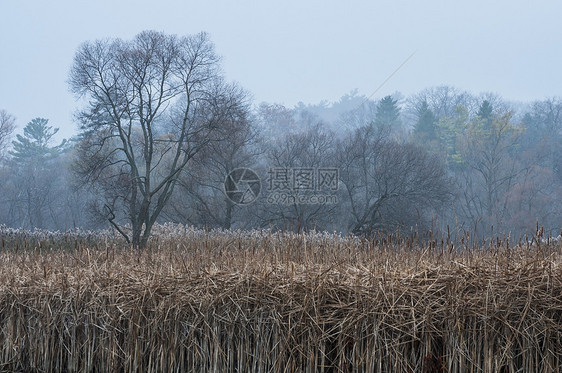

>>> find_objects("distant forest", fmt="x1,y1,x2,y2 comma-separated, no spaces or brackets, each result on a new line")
2,87,559,239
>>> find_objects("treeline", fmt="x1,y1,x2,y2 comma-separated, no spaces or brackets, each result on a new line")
1,89,560,239
0,32,560,241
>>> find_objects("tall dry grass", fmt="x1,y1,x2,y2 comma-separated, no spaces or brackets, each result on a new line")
0,223,561,372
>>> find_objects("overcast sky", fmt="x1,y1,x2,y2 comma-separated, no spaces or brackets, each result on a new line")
1,0,561,139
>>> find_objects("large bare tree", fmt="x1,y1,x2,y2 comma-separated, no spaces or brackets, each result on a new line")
69,31,241,248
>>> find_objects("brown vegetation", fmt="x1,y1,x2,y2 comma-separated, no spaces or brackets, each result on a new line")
0,225,561,372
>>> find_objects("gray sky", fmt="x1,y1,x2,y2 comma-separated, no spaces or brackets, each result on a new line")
1,0,561,139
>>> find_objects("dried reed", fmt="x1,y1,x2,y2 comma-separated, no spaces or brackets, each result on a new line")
0,224,560,372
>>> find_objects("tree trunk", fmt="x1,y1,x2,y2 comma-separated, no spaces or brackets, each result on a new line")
224,198,233,229
131,220,142,250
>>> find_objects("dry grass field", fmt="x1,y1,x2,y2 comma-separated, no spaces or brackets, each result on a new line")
0,224,561,372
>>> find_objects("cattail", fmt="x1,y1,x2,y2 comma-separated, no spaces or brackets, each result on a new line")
0,224,560,371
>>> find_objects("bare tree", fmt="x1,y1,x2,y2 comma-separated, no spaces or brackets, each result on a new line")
523,98,562,181
337,124,452,235
166,87,258,229
405,86,478,128
69,31,241,249
260,120,338,231
257,103,299,138
0,110,15,160
454,110,525,235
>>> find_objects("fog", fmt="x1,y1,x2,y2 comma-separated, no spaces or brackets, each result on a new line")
1,1,561,241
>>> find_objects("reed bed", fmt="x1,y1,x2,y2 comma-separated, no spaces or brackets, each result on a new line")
0,224,561,372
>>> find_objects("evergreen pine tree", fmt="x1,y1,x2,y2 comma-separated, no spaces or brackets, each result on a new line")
10,118,67,163
413,100,438,141
477,100,494,129
373,95,401,129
